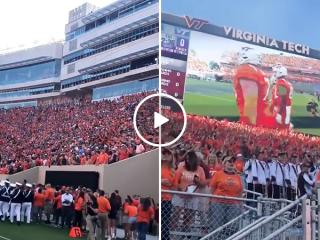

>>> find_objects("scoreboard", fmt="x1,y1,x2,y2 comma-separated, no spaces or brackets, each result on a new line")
161,24,191,100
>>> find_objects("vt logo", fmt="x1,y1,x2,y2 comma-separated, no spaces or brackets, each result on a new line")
184,16,208,30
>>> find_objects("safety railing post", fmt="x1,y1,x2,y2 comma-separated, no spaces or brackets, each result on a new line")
303,198,312,240
257,196,262,217
311,200,317,240
317,187,320,240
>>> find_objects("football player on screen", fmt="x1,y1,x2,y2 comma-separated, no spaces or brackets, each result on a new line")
233,47,274,127
270,64,293,129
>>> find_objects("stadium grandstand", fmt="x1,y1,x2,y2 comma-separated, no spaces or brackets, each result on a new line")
188,51,320,95
0,1,159,239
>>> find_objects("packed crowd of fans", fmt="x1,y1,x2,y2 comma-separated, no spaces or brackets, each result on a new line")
162,113,320,222
0,92,157,175
188,50,320,84
0,180,158,240
163,112,320,200
166,114,320,161
261,54,320,72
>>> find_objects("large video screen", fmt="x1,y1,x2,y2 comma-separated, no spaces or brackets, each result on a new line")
182,30,320,135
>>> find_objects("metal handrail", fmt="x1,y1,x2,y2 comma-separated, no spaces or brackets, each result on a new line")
161,189,259,203
262,215,302,240
200,213,266,240
225,195,307,240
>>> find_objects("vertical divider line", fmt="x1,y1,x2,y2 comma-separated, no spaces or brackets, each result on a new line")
158,2,162,239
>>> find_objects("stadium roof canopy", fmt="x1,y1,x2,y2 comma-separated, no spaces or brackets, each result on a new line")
82,0,139,24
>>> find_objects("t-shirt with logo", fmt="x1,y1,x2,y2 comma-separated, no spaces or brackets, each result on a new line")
210,170,243,204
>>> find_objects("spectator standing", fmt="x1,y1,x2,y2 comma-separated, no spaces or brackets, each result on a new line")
97,190,111,240
33,188,45,223
74,190,85,229
61,187,74,228
137,198,154,240
209,157,243,235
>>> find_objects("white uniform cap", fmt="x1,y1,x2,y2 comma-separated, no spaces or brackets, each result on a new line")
15,182,22,186
26,183,32,188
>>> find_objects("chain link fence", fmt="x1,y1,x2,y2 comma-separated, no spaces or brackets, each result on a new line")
161,190,284,240
162,188,320,240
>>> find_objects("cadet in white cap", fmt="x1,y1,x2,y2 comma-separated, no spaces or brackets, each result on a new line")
0,180,12,221
10,182,24,224
21,183,34,224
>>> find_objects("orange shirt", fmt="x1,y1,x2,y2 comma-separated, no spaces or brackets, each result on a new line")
74,196,84,211
34,193,45,207
210,170,243,204
80,156,87,165
137,206,154,223
97,153,109,165
97,196,111,213
161,166,175,201
44,187,55,201
55,195,62,209
119,150,129,161
125,204,138,217
90,154,98,164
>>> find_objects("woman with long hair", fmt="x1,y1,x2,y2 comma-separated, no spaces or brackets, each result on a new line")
109,192,121,239
124,196,138,240
137,198,154,240
74,191,85,229
173,151,206,232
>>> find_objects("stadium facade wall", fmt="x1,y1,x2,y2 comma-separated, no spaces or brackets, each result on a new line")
60,64,158,92
0,150,159,202
63,2,159,56
61,33,158,79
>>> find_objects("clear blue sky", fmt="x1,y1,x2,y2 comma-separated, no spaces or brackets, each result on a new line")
162,0,320,50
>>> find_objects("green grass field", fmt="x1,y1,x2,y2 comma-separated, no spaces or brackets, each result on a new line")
0,221,85,240
184,78,320,135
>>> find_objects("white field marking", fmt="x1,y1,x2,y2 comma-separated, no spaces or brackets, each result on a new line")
186,92,235,103
0,236,11,240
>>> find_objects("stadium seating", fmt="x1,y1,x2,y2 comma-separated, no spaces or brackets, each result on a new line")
0,92,156,174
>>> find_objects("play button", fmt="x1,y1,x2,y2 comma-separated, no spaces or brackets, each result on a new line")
133,93,187,147
154,112,169,128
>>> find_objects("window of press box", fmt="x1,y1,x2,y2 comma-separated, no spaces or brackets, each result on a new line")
0,60,61,86
61,54,157,89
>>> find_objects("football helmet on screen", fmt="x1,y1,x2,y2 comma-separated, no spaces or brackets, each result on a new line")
238,47,261,65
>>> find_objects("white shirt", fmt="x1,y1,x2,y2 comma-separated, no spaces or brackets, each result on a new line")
288,163,300,189
61,193,73,206
135,144,145,154
270,161,285,186
252,159,269,185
